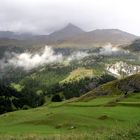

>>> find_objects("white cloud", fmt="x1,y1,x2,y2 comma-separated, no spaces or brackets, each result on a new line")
99,43,129,56
0,45,89,70
8,46,63,70
67,51,89,62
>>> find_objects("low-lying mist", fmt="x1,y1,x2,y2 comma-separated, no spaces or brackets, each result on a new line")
0,45,89,71
0,43,131,71
99,43,129,56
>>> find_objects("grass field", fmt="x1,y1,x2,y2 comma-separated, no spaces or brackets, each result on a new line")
61,67,94,83
0,94,140,140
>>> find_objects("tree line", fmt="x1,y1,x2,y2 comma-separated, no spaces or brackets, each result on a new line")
47,74,117,101
0,84,45,114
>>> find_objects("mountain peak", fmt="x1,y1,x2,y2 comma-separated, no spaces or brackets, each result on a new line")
65,23,78,28
63,23,84,31
66,23,75,26
49,23,85,40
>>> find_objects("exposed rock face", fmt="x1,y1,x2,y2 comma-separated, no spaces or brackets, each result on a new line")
106,61,140,77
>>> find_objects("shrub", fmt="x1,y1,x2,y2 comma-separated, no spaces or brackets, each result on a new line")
22,105,30,110
51,94,62,102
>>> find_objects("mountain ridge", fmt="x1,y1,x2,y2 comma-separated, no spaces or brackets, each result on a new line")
0,23,139,48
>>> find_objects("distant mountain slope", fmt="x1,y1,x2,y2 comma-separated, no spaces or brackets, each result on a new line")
0,45,24,59
0,31,33,40
0,31,15,38
48,23,85,41
0,23,84,41
0,24,138,48
57,29,138,47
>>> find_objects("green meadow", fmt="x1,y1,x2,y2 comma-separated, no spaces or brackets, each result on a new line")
0,95,140,140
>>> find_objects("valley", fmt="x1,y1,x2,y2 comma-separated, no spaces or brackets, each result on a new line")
0,24,140,140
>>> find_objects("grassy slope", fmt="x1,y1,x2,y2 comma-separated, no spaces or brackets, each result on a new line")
79,73,140,101
61,67,94,83
0,94,140,139
0,74,140,139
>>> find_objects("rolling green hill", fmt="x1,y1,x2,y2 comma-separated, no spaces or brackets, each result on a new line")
0,95,139,140
0,74,140,140
78,73,140,102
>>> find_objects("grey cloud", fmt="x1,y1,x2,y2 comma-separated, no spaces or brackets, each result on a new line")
0,0,140,35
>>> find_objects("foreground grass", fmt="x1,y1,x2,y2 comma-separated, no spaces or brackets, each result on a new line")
0,95,140,139
0,125,140,140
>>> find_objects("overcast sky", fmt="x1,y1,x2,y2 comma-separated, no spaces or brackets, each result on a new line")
0,0,140,35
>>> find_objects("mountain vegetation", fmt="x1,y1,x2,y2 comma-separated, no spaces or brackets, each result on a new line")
0,24,140,139
0,83,45,114
0,73,140,139
125,39,140,52
79,73,140,101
